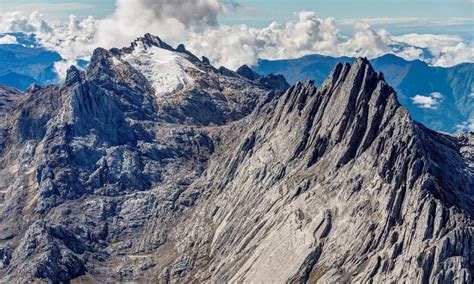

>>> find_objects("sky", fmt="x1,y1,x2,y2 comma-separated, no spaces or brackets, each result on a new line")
0,0,473,74
1,0,473,36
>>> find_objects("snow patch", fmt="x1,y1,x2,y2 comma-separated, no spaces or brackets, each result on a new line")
121,41,196,96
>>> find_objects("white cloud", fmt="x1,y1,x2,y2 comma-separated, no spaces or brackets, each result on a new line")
186,12,399,69
0,11,53,34
393,34,474,66
93,0,228,50
0,34,18,44
186,12,348,68
412,92,444,109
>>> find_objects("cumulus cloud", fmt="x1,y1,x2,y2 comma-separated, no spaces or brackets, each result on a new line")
0,34,18,44
186,12,346,68
186,12,399,69
94,0,228,49
393,34,474,66
412,92,444,109
0,11,53,34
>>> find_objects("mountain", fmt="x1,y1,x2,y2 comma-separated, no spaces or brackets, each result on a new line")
0,33,62,91
0,70,38,91
253,54,474,133
0,34,473,283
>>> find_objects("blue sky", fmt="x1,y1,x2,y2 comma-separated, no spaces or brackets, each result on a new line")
2,0,473,37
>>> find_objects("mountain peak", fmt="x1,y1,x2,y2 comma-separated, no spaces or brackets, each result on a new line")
323,58,387,101
236,64,290,92
65,65,82,86
236,64,259,80
275,58,406,169
133,33,174,50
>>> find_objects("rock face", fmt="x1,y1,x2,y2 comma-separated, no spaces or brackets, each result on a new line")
0,34,473,283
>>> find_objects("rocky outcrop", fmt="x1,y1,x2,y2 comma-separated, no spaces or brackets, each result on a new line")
237,64,290,92
0,35,472,283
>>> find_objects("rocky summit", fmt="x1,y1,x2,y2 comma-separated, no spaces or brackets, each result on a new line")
0,34,473,283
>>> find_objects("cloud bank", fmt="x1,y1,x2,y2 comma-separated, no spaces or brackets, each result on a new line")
1,0,473,74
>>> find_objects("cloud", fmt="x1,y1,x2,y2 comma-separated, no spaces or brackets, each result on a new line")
0,34,18,44
186,11,347,68
186,12,399,69
393,34,474,66
412,92,444,109
0,11,53,34
93,0,229,49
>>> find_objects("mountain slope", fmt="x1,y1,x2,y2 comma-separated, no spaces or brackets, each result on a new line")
0,35,472,283
0,86,25,154
0,34,62,90
0,70,38,91
253,54,474,133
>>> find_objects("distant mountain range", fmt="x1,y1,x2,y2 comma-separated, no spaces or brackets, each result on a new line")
253,54,474,133
0,33,61,91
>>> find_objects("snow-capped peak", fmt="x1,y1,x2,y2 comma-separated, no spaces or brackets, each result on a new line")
116,35,201,97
